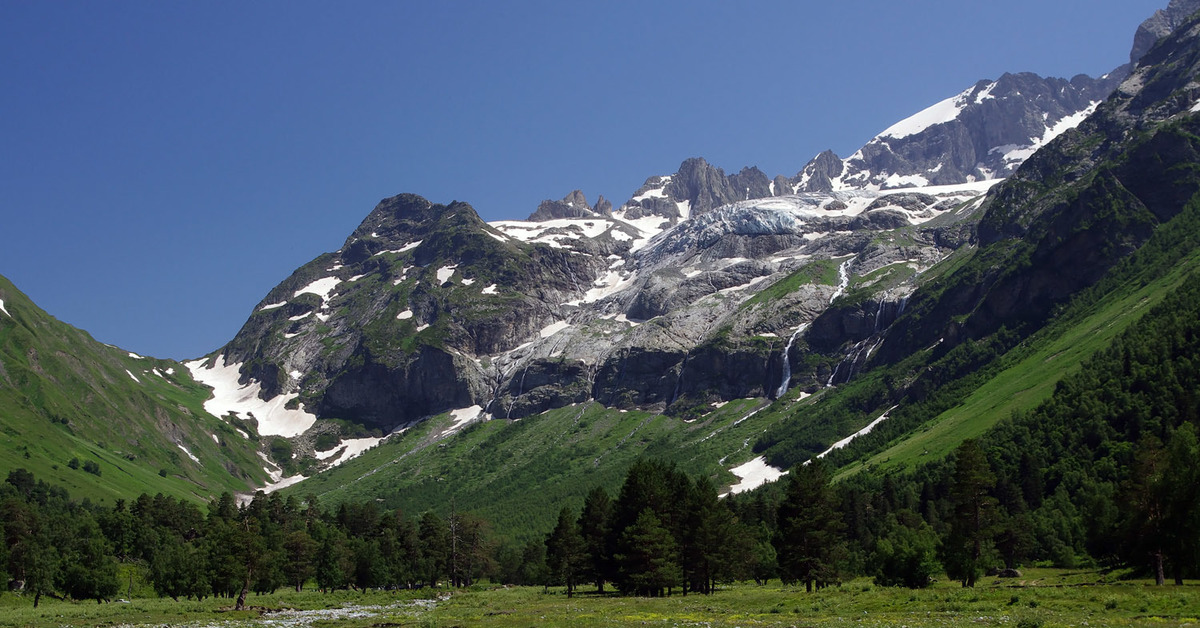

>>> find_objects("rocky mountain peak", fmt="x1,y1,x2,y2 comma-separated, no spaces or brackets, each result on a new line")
526,190,606,221
339,194,492,265
794,149,845,193
1131,0,1200,64
792,69,1127,194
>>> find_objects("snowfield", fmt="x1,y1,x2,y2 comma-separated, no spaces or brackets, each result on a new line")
185,355,317,438
314,436,384,466
294,277,341,301
723,456,787,496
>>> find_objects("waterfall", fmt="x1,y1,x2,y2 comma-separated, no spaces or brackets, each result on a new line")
775,323,809,398
829,258,852,303
669,353,689,405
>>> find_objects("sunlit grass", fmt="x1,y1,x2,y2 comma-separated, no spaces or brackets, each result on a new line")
0,571,1197,627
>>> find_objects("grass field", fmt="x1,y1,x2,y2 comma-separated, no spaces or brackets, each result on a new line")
1,570,1198,627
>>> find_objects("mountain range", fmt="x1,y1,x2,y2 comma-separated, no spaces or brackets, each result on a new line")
3,0,1200,534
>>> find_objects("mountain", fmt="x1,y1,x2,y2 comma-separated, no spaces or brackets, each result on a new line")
0,0,1176,534
1131,0,1200,63
793,71,1127,192
190,55,1133,482
0,274,268,503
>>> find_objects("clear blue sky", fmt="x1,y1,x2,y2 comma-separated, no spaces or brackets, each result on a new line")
0,0,1166,360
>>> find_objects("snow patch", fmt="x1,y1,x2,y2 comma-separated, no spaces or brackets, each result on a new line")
288,312,312,322
882,173,929,188
436,265,457,284
814,405,899,460
314,436,384,465
724,456,786,496
258,301,287,312
461,278,476,286
879,87,972,139
128,352,143,359
125,369,140,383
260,473,308,494
443,405,484,436
177,444,200,464
481,284,499,295
373,240,423,257
564,270,637,306
185,355,317,438
397,309,414,320
294,277,341,300
539,320,571,338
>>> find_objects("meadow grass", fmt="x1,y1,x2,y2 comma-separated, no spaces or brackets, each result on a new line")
1,570,1198,627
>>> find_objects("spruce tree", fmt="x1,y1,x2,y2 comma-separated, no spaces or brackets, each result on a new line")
943,439,998,587
615,509,681,597
773,459,844,592
578,486,613,592
545,506,586,596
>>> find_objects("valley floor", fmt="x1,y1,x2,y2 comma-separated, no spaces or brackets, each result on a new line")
2,570,1199,627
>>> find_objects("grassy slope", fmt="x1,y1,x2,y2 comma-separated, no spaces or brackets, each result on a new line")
838,249,1200,479
284,395,824,540
0,275,267,505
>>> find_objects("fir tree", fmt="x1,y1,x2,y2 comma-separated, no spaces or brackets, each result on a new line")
774,460,844,592
943,440,998,587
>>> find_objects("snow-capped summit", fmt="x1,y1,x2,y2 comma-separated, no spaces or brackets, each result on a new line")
796,71,1127,194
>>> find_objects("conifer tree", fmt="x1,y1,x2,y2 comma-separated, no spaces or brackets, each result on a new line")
943,439,998,587
418,511,448,588
578,485,613,592
615,509,681,597
774,460,844,592
545,506,586,596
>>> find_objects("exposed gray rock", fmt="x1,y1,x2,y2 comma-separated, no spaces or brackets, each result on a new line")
794,149,844,193
527,190,601,221
1131,0,1200,64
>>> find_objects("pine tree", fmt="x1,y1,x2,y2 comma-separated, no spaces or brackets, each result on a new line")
578,486,613,592
615,509,681,597
418,511,448,588
774,460,844,592
1162,424,1200,583
943,439,998,587
545,506,586,596
283,529,317,591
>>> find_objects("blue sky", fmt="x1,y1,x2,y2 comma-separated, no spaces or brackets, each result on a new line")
0,0,1166,359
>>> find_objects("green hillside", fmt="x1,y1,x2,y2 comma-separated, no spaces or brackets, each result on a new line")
0,275,267,504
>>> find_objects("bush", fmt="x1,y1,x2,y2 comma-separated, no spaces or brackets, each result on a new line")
269,438,294,465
